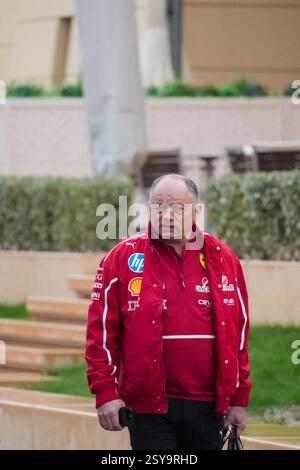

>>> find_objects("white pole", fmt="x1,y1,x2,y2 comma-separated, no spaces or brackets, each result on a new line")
76,0,147,177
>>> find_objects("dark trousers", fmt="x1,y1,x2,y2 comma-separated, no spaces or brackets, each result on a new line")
128,398,225,450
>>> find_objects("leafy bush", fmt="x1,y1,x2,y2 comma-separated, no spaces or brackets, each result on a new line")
0,176,133,252
283,82,299,97
233,77,269,97
6,82,48,97
206,171,300,261
6,76,273,99
147,76,271,98
58,80,83,97
6,80,83,98
156,79,197,97
196,84,220,97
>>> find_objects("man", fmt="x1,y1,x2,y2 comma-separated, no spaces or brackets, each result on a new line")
85,174,251,450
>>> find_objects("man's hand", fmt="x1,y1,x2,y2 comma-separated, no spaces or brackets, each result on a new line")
224,406,247,436
97,399,126,431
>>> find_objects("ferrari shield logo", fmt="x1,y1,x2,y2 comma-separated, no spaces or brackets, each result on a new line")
199,252,206,270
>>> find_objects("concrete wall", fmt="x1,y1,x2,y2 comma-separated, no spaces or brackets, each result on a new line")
0,250,299,325
0,401,130,450
0,388,299,450
2,399,300,450
1,97,300,189
0,99,91,177
0,250,100,303
242,260,300,325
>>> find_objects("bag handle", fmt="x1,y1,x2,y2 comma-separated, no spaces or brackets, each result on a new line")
222,424,243,450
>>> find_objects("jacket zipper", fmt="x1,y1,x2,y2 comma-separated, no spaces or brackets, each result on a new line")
168,246,186,289
151,244,168,411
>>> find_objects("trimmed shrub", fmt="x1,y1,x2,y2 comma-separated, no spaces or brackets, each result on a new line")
0,176,133,252
147,76,271,98
206,171,300,261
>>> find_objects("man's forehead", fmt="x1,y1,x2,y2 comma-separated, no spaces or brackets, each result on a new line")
150,179,192,202
150,197,190,205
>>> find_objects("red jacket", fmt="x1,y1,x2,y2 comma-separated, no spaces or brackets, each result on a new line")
85,223,251,417
151,235,217,402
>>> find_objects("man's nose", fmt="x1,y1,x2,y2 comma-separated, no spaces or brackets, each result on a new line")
162,206,174,220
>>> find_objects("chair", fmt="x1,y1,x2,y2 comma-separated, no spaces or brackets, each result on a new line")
227,140,300,173
140,147,181,188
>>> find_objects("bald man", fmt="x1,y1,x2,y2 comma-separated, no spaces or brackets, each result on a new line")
85,174,251,450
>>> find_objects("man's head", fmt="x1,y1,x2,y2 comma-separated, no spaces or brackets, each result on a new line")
148,174,200,243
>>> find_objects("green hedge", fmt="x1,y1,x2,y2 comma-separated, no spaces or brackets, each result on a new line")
206,171,300,261
6,76,292,98
147,76,271,97
6,80,83,98
0,176,133,252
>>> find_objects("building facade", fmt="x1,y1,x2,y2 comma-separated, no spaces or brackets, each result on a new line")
0,0,299,92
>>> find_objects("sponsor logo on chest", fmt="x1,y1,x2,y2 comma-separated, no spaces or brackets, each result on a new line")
128,296,167,313
128,277,142,296
198,298,212,307
222,275,234,292
195,276,210,293
128,253,144,273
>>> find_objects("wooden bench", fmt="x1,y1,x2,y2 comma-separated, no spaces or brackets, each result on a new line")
129,147,181,188
227,140,300,173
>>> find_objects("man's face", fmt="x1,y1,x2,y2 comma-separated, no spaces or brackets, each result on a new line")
149,178,197,242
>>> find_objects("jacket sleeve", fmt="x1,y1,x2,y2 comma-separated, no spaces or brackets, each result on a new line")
85,249,122,409
230,257,252,407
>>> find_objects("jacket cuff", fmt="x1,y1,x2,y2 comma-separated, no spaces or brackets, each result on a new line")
230,386,250,407
95,382,121,409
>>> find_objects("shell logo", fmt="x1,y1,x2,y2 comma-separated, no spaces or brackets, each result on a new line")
128,277,142,296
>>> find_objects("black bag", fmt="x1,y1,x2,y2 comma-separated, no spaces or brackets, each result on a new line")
222,424,243,450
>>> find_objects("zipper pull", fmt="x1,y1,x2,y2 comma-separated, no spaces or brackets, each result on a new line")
179,272,185,288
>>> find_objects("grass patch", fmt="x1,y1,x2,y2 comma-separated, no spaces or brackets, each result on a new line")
23,362,90,398
0,303,32,320
22,325,300,418
248,325,300,415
